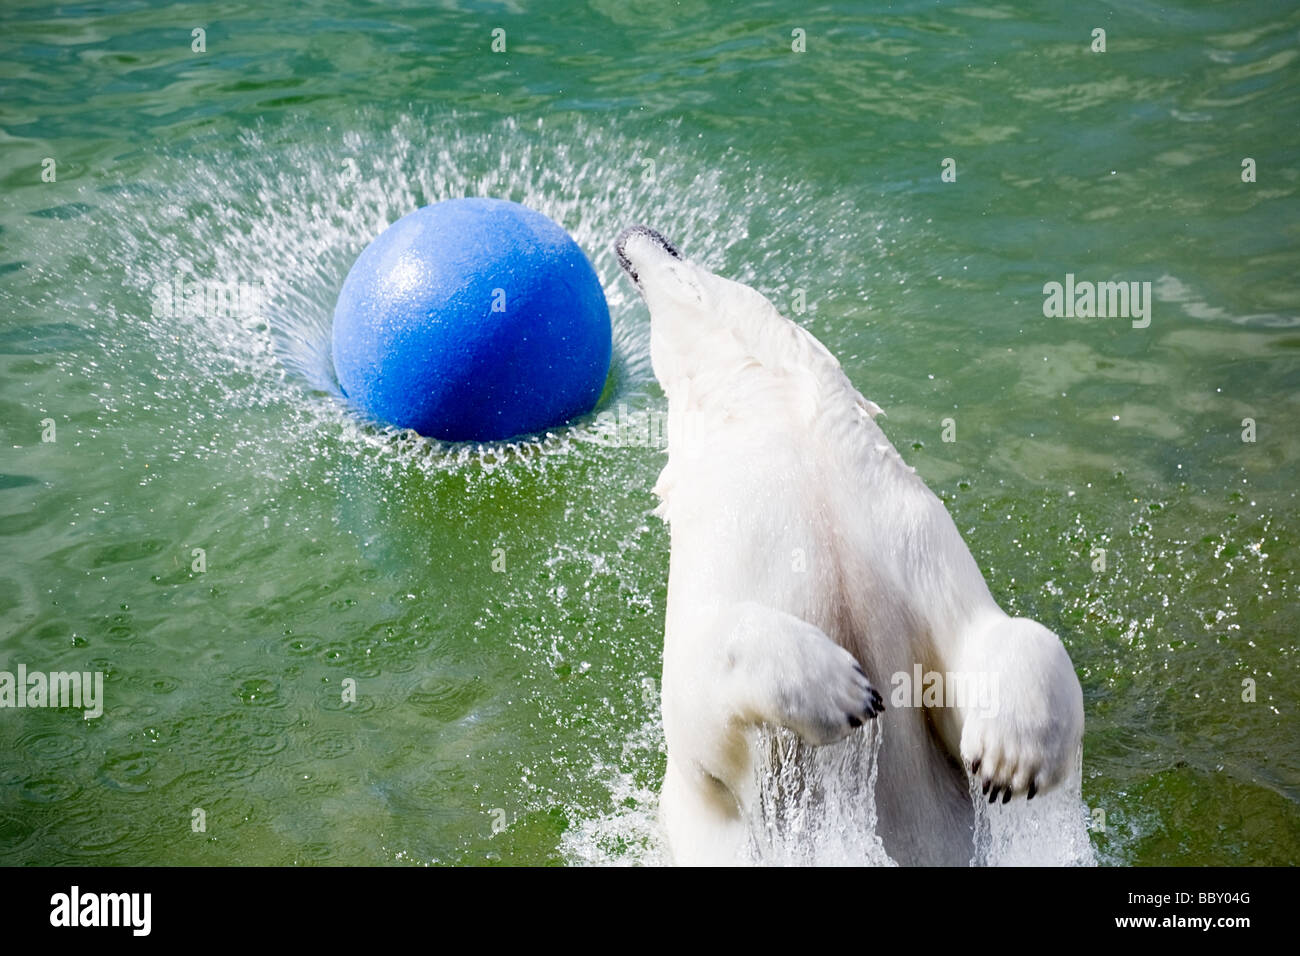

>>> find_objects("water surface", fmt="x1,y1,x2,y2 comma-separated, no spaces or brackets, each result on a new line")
0,0,1296,865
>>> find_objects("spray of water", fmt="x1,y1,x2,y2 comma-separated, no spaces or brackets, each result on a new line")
746,725,896,866
5,108,1097,865
969,746,1096,866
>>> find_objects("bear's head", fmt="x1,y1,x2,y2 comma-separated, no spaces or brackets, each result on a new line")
615,225,872,443
615,225,811,401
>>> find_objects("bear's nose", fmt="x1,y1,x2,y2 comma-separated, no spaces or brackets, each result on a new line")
615,225,682,284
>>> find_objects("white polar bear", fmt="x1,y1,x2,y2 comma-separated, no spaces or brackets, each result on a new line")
615,225,1085,866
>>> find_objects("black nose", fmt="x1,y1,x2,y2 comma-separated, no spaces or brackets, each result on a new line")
615,225,682,283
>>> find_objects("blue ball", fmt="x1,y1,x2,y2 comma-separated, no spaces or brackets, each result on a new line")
331,198,611,442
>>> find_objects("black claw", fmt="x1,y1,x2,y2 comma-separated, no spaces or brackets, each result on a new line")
1027,781,1037,800
981,778,991,795
971,758,981,775
848,714,862,728
1002,788,1012,804
987,785,998,803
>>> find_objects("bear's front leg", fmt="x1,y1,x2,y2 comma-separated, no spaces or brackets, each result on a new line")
932,613,1084,804
662,601,881,790
718,602,884,742
660,600,883,864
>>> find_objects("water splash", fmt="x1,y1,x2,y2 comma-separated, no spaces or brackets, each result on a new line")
4,106,1106,866
746,724,896,866
559,717,669,867
970,745,1096,866
51,109,890,486
743,724,1094,866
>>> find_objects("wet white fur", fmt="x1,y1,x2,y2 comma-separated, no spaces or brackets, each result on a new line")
621,232,1084,866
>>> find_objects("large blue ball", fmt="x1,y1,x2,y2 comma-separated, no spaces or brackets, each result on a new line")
331,198,611,442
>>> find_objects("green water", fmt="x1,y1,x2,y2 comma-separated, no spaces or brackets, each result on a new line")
1,0,1297,865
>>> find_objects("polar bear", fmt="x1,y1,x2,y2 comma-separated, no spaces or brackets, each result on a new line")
615,225,1085,866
